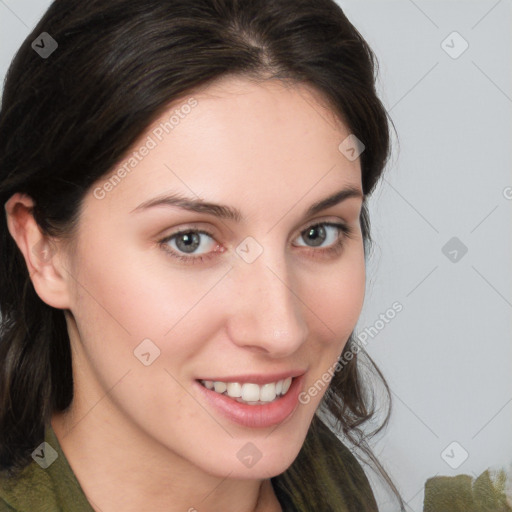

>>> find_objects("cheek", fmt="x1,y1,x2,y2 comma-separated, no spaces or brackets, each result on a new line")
304,245,366,346
67,234,231,363
295,249,365,409
71,232,216,332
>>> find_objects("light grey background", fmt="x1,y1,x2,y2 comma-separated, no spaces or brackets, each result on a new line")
1,1,511,511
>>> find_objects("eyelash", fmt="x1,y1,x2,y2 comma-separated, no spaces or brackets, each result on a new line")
158,221,354,265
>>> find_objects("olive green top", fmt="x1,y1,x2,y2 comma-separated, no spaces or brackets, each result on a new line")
0,417,378,511
0,424,95,512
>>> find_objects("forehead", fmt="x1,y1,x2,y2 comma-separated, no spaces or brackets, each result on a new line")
85,76,361,221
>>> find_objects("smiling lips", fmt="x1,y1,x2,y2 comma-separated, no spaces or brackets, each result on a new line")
196,373,305,428
199,377,293,404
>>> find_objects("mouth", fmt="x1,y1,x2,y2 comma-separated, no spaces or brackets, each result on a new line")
196,376,294,405
194,374,305,428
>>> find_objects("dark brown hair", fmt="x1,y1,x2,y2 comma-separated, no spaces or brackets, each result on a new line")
0,0,403,509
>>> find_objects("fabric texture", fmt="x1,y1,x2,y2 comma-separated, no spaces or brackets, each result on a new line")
0,425,95,512
423,470,512,512
0,417,378,511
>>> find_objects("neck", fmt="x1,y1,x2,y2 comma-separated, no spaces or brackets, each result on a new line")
51,406,282,512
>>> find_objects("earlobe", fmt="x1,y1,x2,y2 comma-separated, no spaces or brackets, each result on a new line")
4,193,72,309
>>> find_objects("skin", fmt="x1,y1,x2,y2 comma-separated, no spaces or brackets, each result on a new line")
6,75,365,512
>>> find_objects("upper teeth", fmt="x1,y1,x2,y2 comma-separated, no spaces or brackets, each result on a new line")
200,377,292,402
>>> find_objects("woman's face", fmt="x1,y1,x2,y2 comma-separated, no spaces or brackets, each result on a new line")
61,76,365,479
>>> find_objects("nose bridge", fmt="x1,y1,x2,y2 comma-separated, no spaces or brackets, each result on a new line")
227,246,309,355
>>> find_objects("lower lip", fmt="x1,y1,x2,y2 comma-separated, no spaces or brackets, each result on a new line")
194,375,305,428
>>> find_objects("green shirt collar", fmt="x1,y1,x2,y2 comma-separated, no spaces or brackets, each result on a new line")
0,424,94,511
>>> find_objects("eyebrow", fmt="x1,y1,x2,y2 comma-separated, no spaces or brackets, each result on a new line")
130,186,363,221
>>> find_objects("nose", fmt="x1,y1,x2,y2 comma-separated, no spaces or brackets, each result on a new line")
226,248,309,357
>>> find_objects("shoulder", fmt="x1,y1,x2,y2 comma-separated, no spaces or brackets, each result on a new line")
0,459,61,511
0,424,94,512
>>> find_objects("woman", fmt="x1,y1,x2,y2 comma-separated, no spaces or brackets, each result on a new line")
0,0,403,510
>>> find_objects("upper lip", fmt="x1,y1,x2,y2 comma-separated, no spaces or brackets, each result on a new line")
197,369,306,385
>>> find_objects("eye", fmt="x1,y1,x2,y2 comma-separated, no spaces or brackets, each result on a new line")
294,222,346,248
159,228,222,265
158,221,354,265
293,221,353,258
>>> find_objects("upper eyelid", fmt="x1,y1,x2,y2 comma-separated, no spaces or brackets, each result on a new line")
163,215,353,237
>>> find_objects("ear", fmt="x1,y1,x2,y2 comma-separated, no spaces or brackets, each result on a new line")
4,192,72,309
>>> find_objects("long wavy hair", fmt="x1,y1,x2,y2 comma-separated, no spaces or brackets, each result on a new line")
0,0,403,509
